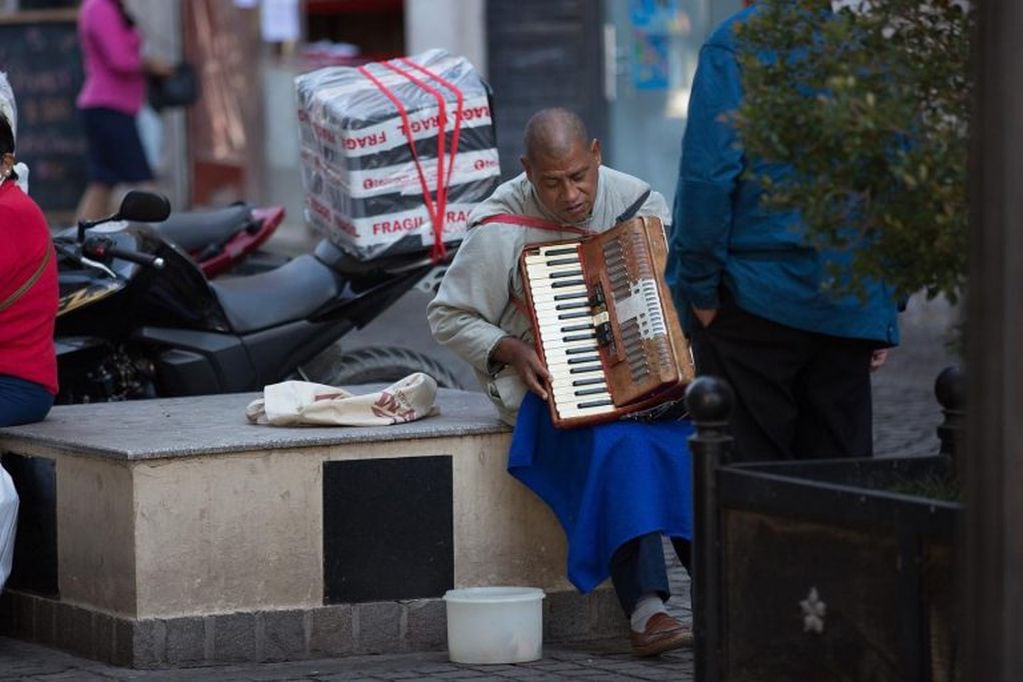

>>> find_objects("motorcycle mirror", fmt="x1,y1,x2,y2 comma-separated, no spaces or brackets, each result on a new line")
117,190,171,223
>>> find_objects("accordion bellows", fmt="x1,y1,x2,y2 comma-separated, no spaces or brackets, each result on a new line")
519,216,695,428
295,49,500,261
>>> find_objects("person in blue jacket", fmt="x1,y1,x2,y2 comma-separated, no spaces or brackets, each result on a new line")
666,4,900,462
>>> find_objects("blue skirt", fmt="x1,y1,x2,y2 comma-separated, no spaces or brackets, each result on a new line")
508,392,694,593
79,107,154,185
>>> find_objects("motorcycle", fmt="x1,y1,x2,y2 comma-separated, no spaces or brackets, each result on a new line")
54,190,462,404
149,202,446,295
150,201,288,278
56,201,289,280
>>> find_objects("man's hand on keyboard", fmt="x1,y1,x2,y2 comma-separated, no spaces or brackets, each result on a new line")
492,336,551,401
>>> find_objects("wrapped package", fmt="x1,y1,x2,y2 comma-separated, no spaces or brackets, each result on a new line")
295,49,499,261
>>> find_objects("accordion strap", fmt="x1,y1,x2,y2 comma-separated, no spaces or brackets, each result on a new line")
482,213,590,319
508,292,530,318
615,190,651,224
479,213,591,236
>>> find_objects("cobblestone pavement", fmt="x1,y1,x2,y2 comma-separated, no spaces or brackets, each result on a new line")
0,294,955,680
871,295,959,458
0,635,692,681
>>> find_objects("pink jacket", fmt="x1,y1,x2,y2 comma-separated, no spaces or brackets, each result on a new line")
75,0,146,115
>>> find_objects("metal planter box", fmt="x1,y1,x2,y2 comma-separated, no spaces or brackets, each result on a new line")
714,455,960,682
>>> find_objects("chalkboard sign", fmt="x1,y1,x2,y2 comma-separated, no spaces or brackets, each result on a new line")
485,0,607,182
0,10,86,214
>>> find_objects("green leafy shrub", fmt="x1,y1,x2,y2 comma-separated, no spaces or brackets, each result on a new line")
733,0,974,302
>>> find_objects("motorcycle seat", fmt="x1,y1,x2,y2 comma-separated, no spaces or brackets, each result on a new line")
153,204,253,251
209,254,341,333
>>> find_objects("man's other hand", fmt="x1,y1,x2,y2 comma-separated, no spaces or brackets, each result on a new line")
870,348,889,372
693,307,718,328
492,336,550,400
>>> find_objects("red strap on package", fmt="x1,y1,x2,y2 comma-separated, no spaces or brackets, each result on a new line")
357,64,444,261
381,60,461,261
358,57,467,263
397,57,465,191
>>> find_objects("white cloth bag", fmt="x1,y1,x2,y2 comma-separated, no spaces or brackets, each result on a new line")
0,466,18,590
246,372,439,427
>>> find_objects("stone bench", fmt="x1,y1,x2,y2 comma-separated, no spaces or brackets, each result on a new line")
0,388,623,668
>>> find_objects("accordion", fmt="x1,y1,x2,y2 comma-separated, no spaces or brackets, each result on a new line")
519,215,695,428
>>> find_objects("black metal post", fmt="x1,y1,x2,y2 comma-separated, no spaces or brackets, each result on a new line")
965,0,1023,676
685,376,734,682
934,365,965,464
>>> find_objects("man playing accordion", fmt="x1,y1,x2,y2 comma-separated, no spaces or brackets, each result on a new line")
428,108,694,657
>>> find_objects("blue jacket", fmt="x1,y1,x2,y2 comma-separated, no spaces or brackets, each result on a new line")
665,7,900,346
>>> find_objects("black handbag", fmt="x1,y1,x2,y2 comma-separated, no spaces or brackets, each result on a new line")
148,63,200,112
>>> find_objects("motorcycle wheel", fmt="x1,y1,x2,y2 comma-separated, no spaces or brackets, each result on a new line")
298,345,464,389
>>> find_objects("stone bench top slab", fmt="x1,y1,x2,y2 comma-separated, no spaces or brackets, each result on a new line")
0,388,509,461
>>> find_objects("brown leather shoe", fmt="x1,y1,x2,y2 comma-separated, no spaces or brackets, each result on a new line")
630,612,694,657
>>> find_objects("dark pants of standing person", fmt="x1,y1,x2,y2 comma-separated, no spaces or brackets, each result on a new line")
689,292,876,463
610,532,692,615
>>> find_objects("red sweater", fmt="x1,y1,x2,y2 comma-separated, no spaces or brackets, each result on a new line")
0,181,58,395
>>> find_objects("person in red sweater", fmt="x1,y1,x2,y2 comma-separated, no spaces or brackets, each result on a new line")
0,107,58,426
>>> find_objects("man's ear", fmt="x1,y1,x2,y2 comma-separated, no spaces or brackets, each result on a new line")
590,139,602,166
520,154,533,183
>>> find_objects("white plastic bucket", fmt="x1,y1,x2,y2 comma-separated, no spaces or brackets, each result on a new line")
443,586,545,664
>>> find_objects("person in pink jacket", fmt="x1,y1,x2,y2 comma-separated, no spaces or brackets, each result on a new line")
74,0,172,222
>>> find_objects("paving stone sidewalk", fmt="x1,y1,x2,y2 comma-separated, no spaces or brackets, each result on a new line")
0,564,694,681
0,635,693,681
871,295,959,459
0,297,956,681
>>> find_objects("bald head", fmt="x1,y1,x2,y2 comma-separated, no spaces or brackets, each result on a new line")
519,108,602,224
522,108,590,165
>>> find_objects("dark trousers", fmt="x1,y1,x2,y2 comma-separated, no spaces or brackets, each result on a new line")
610,532,692,616
0,375,53,427
690,295,875,463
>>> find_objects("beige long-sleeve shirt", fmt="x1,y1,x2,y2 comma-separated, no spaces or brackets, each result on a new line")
427,166,670,425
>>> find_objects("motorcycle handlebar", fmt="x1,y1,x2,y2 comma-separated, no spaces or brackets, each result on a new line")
108,246,165,269
82,238,166,270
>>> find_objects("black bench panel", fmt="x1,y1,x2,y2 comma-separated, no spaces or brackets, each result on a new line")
3,454,58,597
323,456,453,603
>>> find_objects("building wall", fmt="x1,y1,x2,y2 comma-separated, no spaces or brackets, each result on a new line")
127,0,188,210
405,0,487,77
604,0,744,206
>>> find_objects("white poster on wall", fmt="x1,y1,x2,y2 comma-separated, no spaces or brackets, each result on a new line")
260,0,300,43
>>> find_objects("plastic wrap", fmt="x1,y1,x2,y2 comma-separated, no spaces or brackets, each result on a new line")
295,49,499,261
0,466,17,590
0,71,16,137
